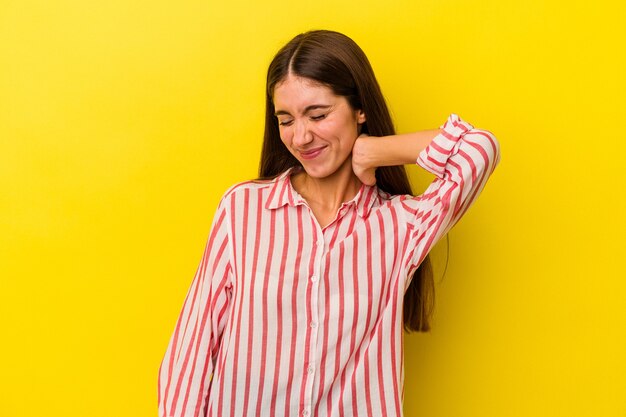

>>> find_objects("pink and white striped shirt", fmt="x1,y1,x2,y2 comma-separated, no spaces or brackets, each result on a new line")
158,113,500,417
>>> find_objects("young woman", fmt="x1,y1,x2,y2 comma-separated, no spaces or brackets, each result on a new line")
158,30,500,417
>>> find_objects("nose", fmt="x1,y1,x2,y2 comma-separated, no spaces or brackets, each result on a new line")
292,118,313,148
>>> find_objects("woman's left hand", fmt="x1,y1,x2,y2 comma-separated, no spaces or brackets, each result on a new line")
352,134,377,186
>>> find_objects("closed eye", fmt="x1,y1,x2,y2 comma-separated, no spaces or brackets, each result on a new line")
311,114,327,121
278,119,293,126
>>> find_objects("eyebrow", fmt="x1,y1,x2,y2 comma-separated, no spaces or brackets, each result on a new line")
274,104,332,117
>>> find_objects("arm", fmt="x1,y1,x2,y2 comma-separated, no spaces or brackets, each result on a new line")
158,196,234,417
354,113,501,272
352,128,443,185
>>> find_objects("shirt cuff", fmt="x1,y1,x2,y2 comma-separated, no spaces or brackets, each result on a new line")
416,113,474,178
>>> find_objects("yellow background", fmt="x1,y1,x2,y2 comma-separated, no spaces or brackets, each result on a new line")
1,0,625,416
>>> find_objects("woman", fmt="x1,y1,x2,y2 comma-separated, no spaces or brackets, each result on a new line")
158,30,500,417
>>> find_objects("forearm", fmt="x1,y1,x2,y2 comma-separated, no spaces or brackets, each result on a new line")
354,128,443,168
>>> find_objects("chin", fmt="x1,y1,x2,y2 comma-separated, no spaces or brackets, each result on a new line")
300,164,336,179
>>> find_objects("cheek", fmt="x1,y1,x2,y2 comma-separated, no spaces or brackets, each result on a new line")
317,119,355,139
278,127,292,145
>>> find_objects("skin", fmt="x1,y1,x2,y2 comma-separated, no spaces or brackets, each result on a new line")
273,73,443,228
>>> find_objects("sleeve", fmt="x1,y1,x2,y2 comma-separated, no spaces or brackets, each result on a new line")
400,113,501,275
158,194,234,417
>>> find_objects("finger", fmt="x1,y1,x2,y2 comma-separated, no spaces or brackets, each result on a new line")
363,169,377,186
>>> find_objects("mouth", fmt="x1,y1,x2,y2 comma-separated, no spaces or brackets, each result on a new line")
299,146,327,160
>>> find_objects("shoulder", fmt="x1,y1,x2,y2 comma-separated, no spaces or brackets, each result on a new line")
375,186,393,202
372,187,425,216
222,179,274,198
218,174,284,206
367,186,414,215
372,186,411,207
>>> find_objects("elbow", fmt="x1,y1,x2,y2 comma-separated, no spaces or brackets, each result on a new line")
467,128,501,173
488,130,502,168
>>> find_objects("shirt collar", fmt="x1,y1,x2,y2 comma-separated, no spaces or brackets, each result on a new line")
264,167,381,219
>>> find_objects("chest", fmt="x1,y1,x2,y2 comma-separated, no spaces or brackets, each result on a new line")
228,204,410,310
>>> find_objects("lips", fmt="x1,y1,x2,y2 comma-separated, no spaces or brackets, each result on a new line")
299,146,327,160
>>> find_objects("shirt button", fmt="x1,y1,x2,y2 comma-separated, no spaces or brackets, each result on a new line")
302,409,310,416
310,275,318,283
307,365,315,374
310,322,318,328
316,240,323,246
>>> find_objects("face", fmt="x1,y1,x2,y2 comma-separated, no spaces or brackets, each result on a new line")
273,74,366,180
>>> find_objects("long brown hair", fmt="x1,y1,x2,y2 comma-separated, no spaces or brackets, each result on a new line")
259,30,434,332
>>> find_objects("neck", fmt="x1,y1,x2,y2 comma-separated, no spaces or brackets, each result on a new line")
291,159,362,214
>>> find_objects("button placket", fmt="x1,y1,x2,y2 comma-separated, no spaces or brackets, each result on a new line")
303,226,324,411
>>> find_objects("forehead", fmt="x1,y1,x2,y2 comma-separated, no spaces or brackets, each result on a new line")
273,75,340,111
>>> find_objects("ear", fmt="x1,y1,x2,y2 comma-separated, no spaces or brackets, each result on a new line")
356,109,366,124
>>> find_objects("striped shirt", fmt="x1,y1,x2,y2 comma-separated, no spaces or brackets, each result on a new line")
158,113,501,417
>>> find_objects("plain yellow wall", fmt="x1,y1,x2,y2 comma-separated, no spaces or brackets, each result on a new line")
1,0,625,416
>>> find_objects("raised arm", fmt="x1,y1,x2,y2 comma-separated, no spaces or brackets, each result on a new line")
158,196,234,417
353,113,501,271
352,127,442,185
